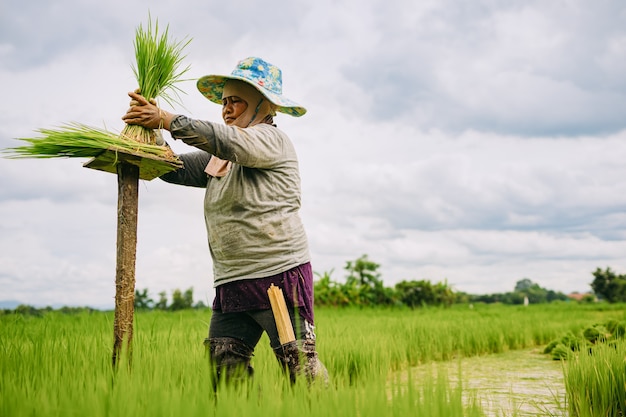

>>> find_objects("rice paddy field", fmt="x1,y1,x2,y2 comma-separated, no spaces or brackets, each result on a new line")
1,303,625,417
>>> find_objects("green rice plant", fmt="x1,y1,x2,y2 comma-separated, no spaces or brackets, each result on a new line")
0,309,487,416
542,317,626,362
3,16,190,161
317,303,625,380
605,318,626,338
563,339,626,416
582,324,610,344
550,343,574,360
122,15,191,144
4,123,177,160
131,15,190,107
2,303,625,417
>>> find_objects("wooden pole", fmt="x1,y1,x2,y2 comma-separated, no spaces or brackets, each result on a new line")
112,162,140,367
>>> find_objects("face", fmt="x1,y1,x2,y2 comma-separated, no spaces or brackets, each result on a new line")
222,96,248,125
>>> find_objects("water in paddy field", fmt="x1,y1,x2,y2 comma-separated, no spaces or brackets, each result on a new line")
407,348,567,416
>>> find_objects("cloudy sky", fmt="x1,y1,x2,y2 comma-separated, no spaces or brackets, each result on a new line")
1,0,625,308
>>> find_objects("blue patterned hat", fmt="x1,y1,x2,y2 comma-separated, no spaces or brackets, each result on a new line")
197,57,306,117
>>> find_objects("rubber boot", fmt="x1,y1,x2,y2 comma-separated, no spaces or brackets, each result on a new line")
273,339,329,386
204,337,254,390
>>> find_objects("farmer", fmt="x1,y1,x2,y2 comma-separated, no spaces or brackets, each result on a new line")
122,57,328,386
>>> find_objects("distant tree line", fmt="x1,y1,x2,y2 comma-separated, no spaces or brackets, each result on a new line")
462,278,570,305
0,304,98,317
134,287,207,311
0,288,207,317
314,255,457,308
313,254,574,308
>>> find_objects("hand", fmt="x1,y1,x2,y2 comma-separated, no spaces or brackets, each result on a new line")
122,91,173,130
128,88,159,107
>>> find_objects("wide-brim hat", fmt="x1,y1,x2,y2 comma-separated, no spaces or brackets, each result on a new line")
197,57,306,117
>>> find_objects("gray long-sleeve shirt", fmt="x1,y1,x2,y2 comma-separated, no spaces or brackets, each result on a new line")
161,116,310,287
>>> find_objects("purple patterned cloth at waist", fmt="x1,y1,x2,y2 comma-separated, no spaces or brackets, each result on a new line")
212,262,315,325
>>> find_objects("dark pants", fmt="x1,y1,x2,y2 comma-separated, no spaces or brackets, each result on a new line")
209,308,313,349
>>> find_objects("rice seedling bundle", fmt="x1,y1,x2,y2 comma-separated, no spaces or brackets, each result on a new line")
6,123,176,160
123,16,190,144
3,15,190,163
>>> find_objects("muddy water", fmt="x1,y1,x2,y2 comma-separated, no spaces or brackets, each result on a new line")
405,348,567,416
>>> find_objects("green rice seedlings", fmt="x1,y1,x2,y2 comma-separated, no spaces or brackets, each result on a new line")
5,305,626,417
5,18,191,363
3,16,190,160
122,15,191,144
564,340,626,417
5,123,175,160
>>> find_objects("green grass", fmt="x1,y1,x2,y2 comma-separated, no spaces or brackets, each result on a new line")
1,303,624,416
563,339,626,416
